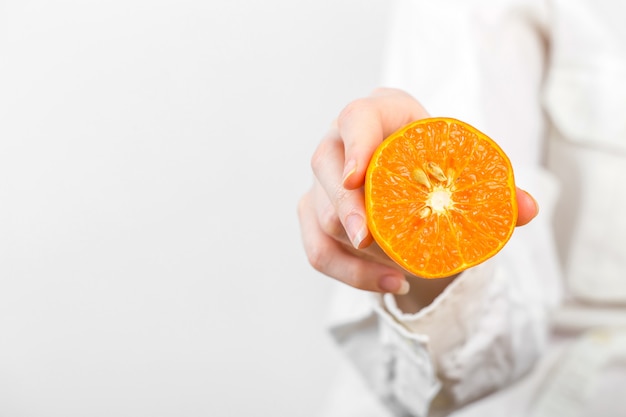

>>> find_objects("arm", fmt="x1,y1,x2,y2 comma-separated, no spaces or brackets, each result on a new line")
298,1,561,414
298,88,544,415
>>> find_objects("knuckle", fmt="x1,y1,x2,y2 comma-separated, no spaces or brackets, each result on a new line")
297,193,309,219
338,98,375,126
318,203,343,238
310,137,333,175
370,86,395,97
306,244,328,273
310,149,323,175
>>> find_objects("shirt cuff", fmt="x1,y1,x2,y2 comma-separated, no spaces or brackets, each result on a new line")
382,262,495,356
378,261,509,407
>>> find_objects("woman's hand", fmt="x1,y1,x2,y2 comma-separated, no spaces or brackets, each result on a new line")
297,88,539,295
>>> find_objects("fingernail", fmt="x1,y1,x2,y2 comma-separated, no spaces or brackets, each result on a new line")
379,275,410,295
345,213,367,248
342,159,357,187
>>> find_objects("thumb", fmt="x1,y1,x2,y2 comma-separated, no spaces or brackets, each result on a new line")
516,188,539,226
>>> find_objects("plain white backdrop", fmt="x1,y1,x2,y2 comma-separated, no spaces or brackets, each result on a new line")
0,1,388,416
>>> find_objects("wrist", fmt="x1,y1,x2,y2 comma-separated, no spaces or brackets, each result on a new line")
394,274,458,314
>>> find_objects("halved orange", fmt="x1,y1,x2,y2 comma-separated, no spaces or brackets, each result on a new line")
365,118,517,279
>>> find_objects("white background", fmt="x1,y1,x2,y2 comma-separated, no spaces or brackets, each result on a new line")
0,1,388,416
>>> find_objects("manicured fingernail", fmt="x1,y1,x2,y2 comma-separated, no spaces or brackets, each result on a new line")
345,213,367,248
342,159,357,186
379,275,410,295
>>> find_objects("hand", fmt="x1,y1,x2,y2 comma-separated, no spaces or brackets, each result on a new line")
297,88,539,295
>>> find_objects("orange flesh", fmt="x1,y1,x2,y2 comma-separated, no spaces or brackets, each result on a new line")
365,118,518,279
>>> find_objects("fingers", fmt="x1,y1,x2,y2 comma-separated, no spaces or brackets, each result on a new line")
335,99,383,190
311,179,402,268
298,190,409,294
311,178,351,246
311,88,429,249
338,88,430,190
516,188,539,226
311,127,372,249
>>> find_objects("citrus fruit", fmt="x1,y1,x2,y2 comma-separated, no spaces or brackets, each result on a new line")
364,117,518,279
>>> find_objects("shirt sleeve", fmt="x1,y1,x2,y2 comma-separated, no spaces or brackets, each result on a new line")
542,0,626,307
327,166,562,416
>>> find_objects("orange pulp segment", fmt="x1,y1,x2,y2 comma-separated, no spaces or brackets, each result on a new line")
364,117,518,279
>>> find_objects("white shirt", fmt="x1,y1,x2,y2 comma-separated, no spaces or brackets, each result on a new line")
322,1,626,416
